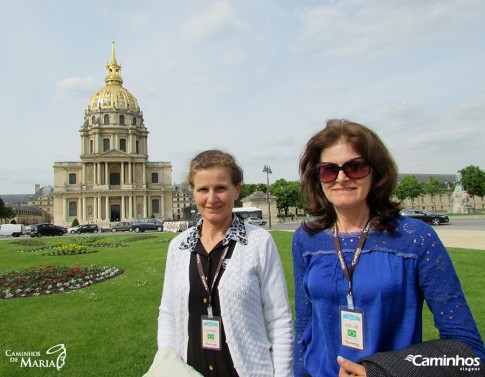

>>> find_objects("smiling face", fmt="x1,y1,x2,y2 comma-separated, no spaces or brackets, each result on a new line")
193,167,241,229
319,141,372,215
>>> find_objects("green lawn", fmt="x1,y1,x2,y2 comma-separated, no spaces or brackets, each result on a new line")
0,232,483,376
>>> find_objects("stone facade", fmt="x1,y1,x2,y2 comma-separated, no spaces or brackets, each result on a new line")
172,183,196,220
241,190,278,223
53,42,173,227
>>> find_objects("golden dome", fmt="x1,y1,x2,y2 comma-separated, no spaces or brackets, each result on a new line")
87,41,140,113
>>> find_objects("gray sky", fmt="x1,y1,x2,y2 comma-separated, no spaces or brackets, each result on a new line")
1,0,484,194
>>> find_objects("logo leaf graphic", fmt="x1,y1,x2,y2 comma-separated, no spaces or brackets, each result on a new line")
46,344,67,370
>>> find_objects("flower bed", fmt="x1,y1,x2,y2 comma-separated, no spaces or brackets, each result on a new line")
42,243,97,256
0,265,124,299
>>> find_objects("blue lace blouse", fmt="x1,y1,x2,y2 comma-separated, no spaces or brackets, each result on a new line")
292,215,485,377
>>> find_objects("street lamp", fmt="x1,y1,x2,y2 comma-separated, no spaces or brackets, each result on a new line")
262,165,272,229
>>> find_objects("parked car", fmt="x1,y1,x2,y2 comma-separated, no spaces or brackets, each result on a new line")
245,217,267,226
30,223,66,237
68,226,81,234
0,224,24,237
110,221,133,232
75,224,99,234
130,218,164,233
400,209,450,225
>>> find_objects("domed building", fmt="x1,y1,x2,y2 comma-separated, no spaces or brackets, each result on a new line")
53,42,173,227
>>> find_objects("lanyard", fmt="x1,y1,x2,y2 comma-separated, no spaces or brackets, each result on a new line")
333,221,370,310
196,246,229,318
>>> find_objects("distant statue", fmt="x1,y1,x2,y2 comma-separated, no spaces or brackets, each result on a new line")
452,171,468,214
455,171,463,189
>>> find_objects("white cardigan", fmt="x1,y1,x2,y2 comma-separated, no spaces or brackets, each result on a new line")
157,223,293,377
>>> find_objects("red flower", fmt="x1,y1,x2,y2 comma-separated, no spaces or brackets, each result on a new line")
50,280,55,284
74,266,80,272
67,270,74,275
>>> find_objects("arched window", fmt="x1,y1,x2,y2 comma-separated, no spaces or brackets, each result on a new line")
132,117,136,125
91,116,96,125
104,114,109,125
120,115,125,125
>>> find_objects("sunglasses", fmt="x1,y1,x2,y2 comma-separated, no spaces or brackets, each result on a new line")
315,157,371,183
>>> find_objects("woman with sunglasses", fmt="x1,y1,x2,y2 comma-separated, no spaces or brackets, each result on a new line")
293,119,485,377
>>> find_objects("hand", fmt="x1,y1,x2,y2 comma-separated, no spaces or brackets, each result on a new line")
337,356,367,377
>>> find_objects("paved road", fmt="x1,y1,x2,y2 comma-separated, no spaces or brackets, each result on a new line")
267,215,485,251
2,216,484,250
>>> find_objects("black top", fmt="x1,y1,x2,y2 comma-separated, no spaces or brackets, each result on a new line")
187,239,239,377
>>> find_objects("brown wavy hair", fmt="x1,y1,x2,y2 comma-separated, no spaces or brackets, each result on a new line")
187,149,244,188
299,119,400,233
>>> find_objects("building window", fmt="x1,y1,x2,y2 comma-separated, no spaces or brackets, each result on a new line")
136,141,139,154
120,115,125,125
120,139,126,152
103,114,109,124
421,195,425,203
90,140,93,153
110,172,120,185
132,117,136,125
91,116,96,125
152,172,159,183
152,199,160,214
103,138,110,152
69,202,77,217
69,173,76,184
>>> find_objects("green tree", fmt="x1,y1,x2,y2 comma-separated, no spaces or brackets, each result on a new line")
237,183,266,207
270,179,300,217
0,198,5,223
460,165,485,209
393,175,425,203
425,176,445,196
71,218,79,227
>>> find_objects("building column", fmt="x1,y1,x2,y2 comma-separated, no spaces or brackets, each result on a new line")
97,196,102,221
121,162,125,184
63,198,67,222
129,195,133,218
93,195,98,222
83,197,87,222
121,195,125,220
105,162,109,185
78,197,82,220
97,162,102,185
106,196,110,222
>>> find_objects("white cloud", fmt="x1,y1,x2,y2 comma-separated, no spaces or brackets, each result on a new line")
181,2,245,44
51,76,101,107
295,1,485,58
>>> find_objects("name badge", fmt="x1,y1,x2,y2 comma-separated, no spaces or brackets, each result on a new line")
340,307,364,351
201,316,221,350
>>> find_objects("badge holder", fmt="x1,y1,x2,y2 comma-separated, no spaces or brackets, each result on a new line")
339,302,365,351
201,314,222,350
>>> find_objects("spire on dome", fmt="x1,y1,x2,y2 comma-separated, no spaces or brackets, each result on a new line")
105,39,123,86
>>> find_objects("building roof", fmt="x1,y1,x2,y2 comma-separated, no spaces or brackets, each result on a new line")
0,194,32,205
30,185,54,200
397,173,456,186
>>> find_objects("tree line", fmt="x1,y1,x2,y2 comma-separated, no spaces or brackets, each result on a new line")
1,165,484,224
239,165,485,216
